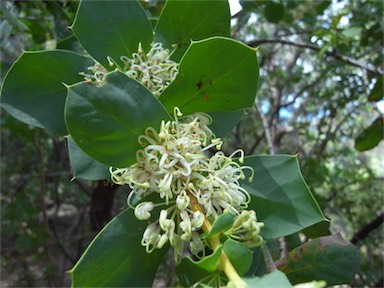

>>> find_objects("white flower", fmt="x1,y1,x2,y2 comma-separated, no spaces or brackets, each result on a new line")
176,190,190,211
141,223,161,252
134,201,154,220
110,107,262,261
82,42,179,96
191,211,204,230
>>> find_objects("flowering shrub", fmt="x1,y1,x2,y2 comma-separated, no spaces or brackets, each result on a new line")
0,0,360,287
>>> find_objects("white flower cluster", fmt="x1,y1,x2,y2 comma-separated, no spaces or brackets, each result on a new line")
110,108,263,261
82,42,179,96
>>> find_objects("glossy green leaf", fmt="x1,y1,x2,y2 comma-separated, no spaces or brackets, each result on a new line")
243,270,292,287
354,117,383,151
301,219,331,239
0,50,91,136
208,110,244,137
241,155,326,239
154,0,230,61
67,136,110,180
65,71,171,167
159,37,259,115
202,212,235,239
223,239,252,276
72,0,153,67
70,205,168,287
279,234,360,285
177,247,223,287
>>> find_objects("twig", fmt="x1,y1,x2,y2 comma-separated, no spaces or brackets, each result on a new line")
33,130,59,287
351,213,383,244
255,98,275,155
248,38,382,76
48,219,76,264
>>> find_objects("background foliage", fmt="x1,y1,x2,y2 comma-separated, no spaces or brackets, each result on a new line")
1,0,382,287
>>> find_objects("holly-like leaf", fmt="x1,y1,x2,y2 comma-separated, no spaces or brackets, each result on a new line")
159,37,259,115
71,204,168,287
176,246,223,287
67,136,110,180
278,234,360,285
0,50,91,136
72,0,153,67
154,0,230,61
65,71,171,168
241,155,327,239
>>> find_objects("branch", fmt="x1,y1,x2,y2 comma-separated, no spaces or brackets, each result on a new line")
255,98,275,154
248,39,383,76
351,213,384,244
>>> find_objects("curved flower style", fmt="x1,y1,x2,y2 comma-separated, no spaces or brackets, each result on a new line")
82,42,179,96
110,108,263,261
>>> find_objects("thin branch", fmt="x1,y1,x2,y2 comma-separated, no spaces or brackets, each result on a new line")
48,219,76,264
255,98,275,154
33,131,59,287
351,213,384,244
248,39,382,76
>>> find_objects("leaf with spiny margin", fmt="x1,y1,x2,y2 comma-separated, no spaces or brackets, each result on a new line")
67,136,110,180
71,193,169,287
159,37,259,115
72,0,153,68
0,50,91,136
176,246,223,287
154,0,230,62
240,155,327,239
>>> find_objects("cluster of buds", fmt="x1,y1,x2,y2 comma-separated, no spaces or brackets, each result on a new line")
81,42,179,96
224,210,265,248
110,108,264,262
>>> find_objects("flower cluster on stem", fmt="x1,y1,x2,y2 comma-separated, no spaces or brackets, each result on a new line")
81,42,179,96
110,108,264,265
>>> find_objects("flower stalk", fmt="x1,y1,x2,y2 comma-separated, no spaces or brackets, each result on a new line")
189,193,247,288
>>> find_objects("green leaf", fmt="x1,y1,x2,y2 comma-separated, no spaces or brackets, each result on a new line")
243,270,292,287
0,50,91,136
159,37,259,115
264,2,285,23
202,212,235,239
245,246,266,277
67,136,110,180
176,246,223,287
354,117,383,151
368,77,383,102
72,0,153,67
70,205,168,287
241,155,326,239
223,239,252,276
208,110,244,138
301,220,331,239
279,233,360,285
154,0,230,61
65,71,171,167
